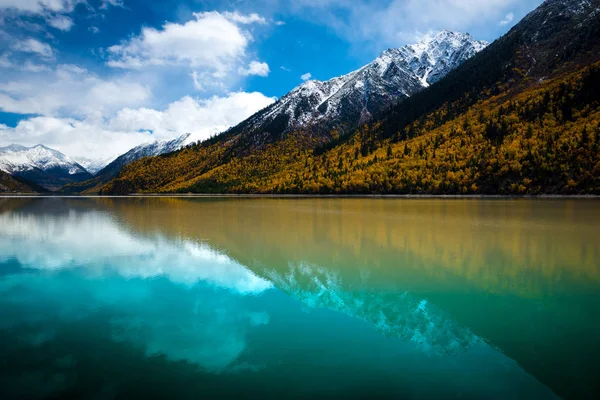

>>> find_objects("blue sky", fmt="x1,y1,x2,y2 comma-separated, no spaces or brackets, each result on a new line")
0,0,543,159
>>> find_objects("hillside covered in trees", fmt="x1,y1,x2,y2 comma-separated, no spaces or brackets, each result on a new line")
101,0,600,196
0,171,45,194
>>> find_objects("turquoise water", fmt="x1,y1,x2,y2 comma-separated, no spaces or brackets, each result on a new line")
0,197,599,399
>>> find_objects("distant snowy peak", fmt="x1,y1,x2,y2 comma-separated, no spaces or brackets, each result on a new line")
73,156,117,175
0,144,88,175
119,133,192,165
237,30,487,138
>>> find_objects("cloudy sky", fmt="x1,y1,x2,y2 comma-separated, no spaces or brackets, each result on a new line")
0,0,543,159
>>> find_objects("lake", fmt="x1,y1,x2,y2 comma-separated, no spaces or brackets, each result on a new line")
0,197,599,399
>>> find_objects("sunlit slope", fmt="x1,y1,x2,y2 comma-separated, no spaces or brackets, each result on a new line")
103,64,600,195
101,0,600,195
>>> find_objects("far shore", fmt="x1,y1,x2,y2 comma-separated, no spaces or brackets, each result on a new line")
1,193,599,199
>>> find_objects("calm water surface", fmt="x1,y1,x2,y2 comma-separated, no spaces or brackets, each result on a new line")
0,197,599,399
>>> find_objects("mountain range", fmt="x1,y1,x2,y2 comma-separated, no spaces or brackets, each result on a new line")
60,133,193,194
224,31,487,148
101,0,600,195
2,0,599,195
0,144,91,191
0,134,193,193
1,30,485,193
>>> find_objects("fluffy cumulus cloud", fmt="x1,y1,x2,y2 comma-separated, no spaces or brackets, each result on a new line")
0,91,276,158
300,72,312,81
107,11,258,71
238,61,270,77
106,10,271,91
109,92,276,142
0,9,275,160
0,64,151,118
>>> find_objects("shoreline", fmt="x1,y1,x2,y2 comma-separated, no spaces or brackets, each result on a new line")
1,193,599,199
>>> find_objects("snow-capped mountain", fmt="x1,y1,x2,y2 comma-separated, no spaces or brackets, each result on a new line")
232,31,487,141
0,144,88,175
73,156,117,175
109,133,193,169
0,144,92,190
61,133,193,193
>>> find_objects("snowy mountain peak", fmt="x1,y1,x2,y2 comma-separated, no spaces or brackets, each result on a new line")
73,155,118,175
234,31,487,140
0,144,88,175
0,143,92,190
96,133,193,175
2,144,28,152
398,31,489,87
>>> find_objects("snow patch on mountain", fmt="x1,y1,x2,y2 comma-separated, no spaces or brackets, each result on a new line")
0,144,88,175
237,30,487,137
73,156,118,175
113,133,192,167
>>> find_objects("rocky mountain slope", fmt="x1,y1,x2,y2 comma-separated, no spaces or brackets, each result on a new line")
62,32,484,194
227,31,487,146
0,144,91,190
102,0,600,196
61,133,192,194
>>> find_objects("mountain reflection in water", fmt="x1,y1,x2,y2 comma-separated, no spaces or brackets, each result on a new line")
1,197,598,399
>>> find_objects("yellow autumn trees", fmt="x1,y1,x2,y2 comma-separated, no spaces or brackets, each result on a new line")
103,63,600,195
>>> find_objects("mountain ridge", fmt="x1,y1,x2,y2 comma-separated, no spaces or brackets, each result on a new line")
61,133,192,194
101,0,600,196
0,144,92,190
225,30,487,148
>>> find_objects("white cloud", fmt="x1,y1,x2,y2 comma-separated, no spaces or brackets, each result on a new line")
300,72,312,81
0,9,274,160
109,92,276,144
280,66,290,72
238,61,270,77
47,15,74,31
0,64,150,118
0,0,123,15
0,0,81,14
106,11,263,73
100,0,124,10
88,26,99,34
499,12,514,26
11,38,53,59
275,20,286,26
0,91,276,159
223,11,267,25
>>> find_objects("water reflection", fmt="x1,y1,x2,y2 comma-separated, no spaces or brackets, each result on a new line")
267,262,478,355
0,207,271,294
1,197,597,398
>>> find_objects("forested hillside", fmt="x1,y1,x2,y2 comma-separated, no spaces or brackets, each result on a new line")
101,0,600,195
0,171,45,194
